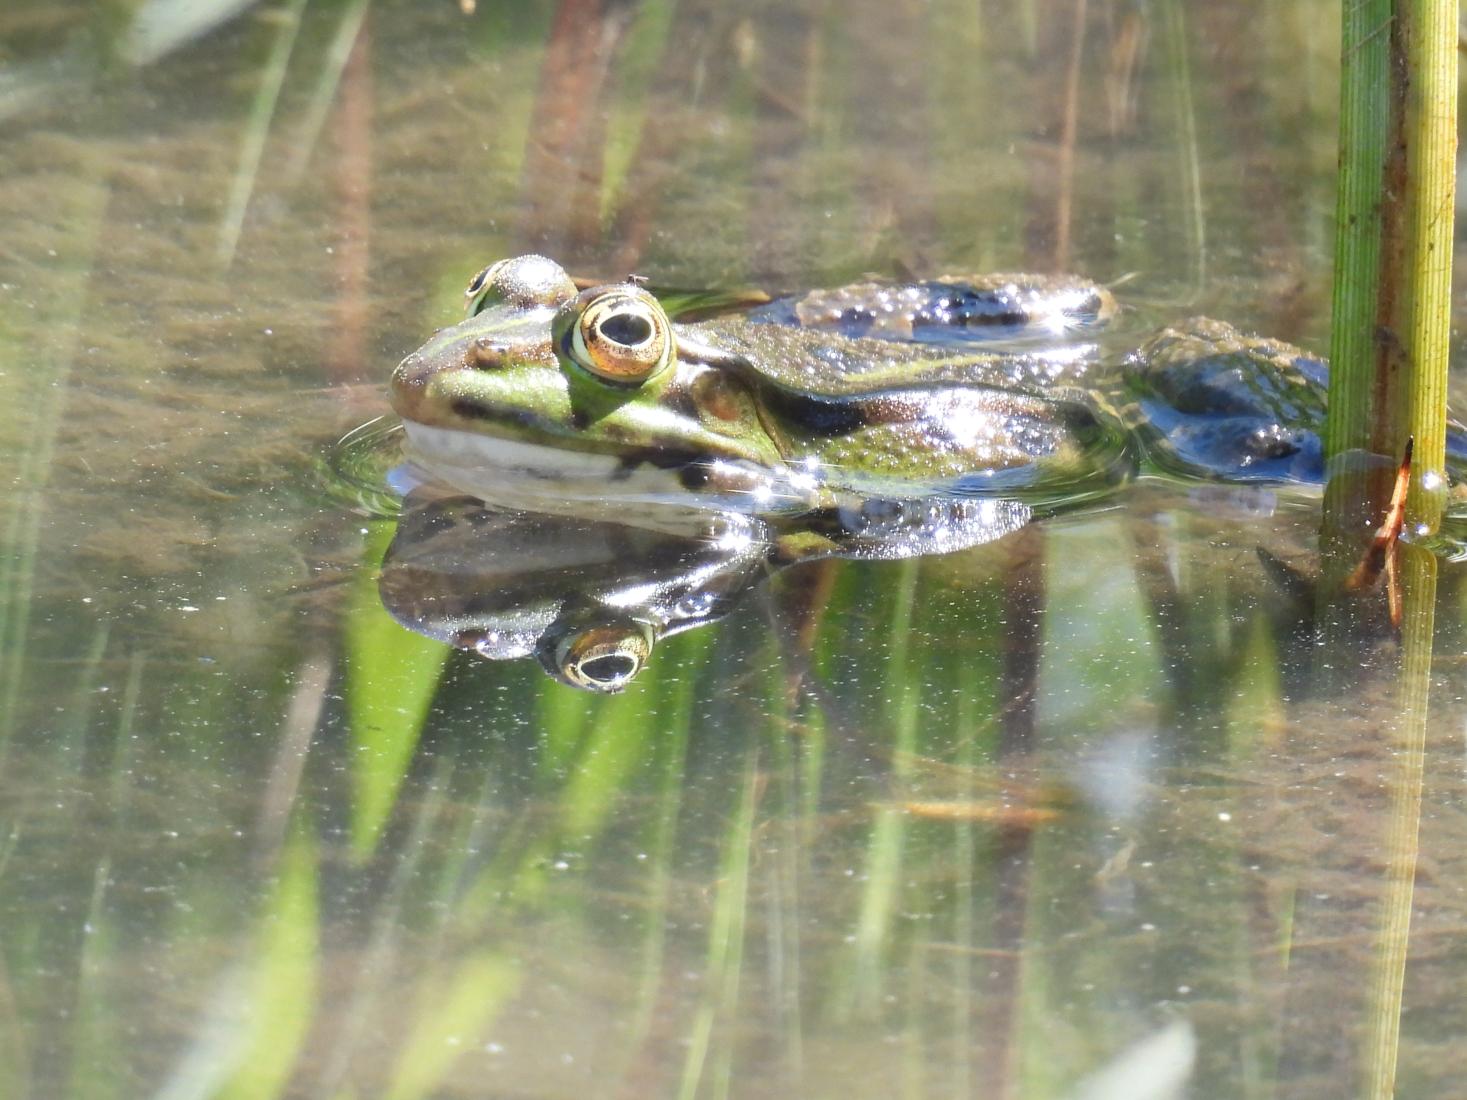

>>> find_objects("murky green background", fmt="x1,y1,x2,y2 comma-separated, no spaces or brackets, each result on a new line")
2,2,1466,1097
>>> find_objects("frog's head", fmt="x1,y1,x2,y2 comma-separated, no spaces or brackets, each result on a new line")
390,255,791,511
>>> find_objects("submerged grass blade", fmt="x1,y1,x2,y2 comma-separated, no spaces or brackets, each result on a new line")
0,174,107,757
215,828,320,1100
121,0,259,66
555,689,661,843
625,633,707,1025
1158,0,1206,301
69,651,146,1100
285,0,371,182
534,678,594,782
622,692,692,1048
311,753,457,1098
155,827,319,1100
678,746,758,1100
215,0,307,267
599,0,678,223
0,952,27,1100
551,631,712,849
844,559,920,1016
344,522,449,858
761,667,812,1083
382,952,520,1100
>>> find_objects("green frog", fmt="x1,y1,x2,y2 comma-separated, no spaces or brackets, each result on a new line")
391,255,1133,535
389,255,1464,537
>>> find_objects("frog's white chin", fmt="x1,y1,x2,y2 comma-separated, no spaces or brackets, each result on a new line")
399,420,812,519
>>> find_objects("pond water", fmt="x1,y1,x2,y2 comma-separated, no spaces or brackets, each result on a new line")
2,2,1466,1098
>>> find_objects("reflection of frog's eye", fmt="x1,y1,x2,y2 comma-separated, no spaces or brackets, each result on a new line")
551,622,654,693
558,287,674,384
465,255,577,316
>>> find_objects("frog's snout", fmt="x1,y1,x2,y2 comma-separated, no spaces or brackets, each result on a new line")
388,351,429,421
393,351,428,385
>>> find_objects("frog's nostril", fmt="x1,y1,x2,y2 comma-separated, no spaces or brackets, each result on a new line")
469,338,509,369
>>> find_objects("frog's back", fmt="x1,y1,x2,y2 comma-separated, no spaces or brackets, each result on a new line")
680,315,1102,397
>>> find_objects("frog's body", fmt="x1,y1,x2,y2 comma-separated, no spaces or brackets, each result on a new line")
389,255,1463,530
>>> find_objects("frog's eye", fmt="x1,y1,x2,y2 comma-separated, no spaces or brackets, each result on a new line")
549,622,653,693
558,287,674,384
465,255,577,316
464,261,504,310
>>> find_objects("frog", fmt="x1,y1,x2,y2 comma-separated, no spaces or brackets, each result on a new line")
388,254,1466,539
390,255,1133,536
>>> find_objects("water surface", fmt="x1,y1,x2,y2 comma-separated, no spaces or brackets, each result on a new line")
1,3,1464,1098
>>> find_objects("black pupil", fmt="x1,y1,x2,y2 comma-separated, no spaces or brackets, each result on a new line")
598,312,653,347
580,653,638,683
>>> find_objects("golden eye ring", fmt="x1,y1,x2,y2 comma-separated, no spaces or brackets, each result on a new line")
557,286,674,384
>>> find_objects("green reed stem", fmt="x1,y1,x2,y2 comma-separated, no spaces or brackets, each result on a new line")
1324,0,1455,551
1324,0,1390,467
1399,0,1456,529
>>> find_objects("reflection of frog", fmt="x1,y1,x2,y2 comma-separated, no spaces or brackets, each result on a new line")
379,492,772,692
389,255,1466,529
380,482,1035,692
